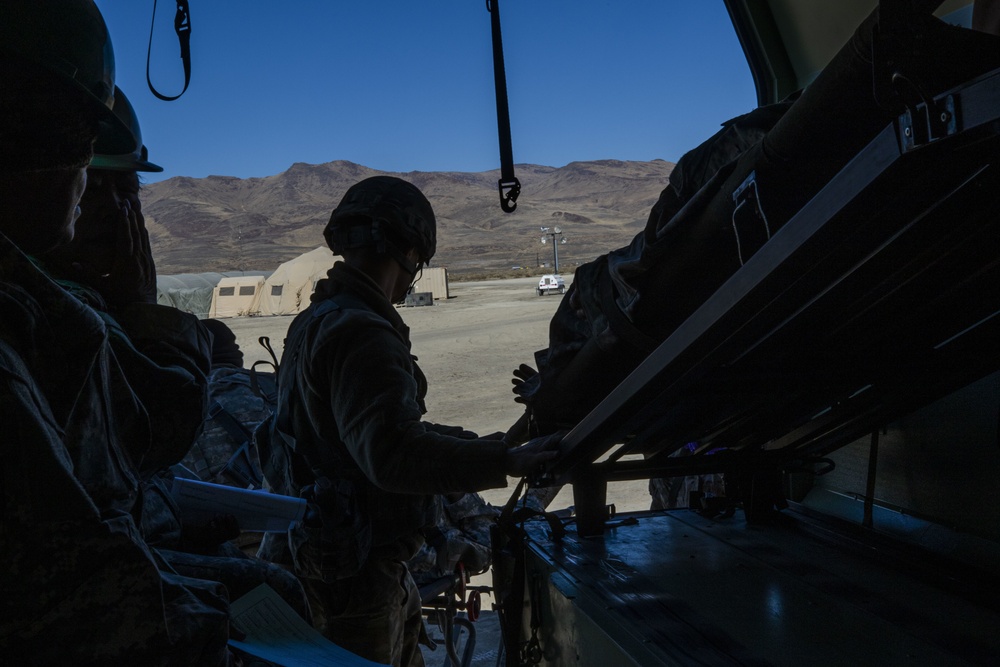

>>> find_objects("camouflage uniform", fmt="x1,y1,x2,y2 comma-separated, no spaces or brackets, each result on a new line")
0,232,232,664
182,364,274,487
259,262,510,667
141,470,312,622
407,493,498,583
51,275,215,478
53,271,311,623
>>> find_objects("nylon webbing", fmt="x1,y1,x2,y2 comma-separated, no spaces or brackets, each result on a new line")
146,0,192,101
487,0,521,213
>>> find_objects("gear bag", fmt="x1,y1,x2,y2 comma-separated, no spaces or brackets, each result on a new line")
183,345,279,488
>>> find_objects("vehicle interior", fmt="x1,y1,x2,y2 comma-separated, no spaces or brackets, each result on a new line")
494,1,1000,664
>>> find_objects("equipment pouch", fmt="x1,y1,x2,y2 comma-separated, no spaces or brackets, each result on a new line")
291,475,371,582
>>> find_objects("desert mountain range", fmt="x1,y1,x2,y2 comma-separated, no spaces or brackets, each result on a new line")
142,159,675,276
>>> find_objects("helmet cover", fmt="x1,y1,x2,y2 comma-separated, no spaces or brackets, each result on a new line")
324,176,436,264
0,0,136,155
89,87,164,172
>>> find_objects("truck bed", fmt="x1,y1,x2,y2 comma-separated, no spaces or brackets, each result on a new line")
519,507,1000,666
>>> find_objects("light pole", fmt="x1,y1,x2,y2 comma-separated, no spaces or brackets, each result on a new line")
540,226,567,273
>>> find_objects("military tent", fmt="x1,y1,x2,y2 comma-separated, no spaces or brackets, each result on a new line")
209,275,267,318
157,273,221,318
259,247,339,316
157,271,270,318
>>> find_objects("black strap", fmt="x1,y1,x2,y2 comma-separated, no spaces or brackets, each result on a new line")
487,0,521,213
146,0,192,101
258,336,280,370
494,479,565,666
207,401,262,488
208,400,253,446
598,268,660,355
872,0,947,113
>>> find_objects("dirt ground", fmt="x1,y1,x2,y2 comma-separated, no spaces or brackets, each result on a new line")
222,275,653,666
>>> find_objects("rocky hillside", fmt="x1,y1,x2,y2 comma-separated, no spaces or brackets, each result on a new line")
142,159,675,275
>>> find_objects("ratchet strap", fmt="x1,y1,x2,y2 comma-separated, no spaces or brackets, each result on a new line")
487,0,521,213
147,0,192,101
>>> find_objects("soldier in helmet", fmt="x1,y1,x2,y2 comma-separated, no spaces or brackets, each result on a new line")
36,84,313,623
0,1,233,663
258,175,560,666
40,85,214,479
44,85,164,309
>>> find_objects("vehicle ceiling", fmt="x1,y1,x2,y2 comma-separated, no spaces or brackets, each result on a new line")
724,0,974,105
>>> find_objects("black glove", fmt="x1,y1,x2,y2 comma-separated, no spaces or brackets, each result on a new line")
511,363,540,405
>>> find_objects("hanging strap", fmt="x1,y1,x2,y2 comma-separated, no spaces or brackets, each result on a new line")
147,0,193,101
487,0,521,213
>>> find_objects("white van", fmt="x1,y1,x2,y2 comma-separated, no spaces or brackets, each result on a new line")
537,274,565,296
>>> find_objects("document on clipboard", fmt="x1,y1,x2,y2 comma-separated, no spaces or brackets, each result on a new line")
170,477,307,533
229,585,388,667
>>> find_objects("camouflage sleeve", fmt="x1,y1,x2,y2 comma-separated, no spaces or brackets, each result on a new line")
115,302,213,378
523,485,562,512
443,492,498,523
107,304,213,476
316,315,509,494
1,345,231,665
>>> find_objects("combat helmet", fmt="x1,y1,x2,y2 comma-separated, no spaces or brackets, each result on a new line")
324,176,437,276
90,87,164,173
0,0,136,155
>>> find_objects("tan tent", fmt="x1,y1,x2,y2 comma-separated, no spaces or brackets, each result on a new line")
259,247,339,316
157,271,272,318
209,275,266,318
412,267,449,300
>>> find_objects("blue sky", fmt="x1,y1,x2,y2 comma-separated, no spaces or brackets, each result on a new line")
95,1,757,184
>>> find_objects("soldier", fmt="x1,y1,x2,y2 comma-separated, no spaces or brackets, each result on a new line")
41,85,213,479
38,83,312,623
0,1,232,662
258,176,560,667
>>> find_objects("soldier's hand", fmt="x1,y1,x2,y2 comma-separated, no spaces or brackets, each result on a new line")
110,199,157,305
511,363,539,405
503,431,563,478
75,199,157,308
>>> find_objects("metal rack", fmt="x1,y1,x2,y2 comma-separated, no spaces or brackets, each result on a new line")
536,67,1000,537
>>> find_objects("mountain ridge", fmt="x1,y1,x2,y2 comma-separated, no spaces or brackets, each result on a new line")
142,158,675,275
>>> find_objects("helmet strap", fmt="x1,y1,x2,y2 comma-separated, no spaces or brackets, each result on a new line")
388,244,419,279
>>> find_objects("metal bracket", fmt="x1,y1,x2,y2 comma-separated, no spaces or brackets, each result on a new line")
899,93,959,151
498,177,521,213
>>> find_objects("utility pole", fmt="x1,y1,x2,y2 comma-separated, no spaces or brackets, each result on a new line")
540,226,567,273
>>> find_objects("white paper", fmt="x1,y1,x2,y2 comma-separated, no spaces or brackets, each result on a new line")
171,477,306,533
228,584,388,667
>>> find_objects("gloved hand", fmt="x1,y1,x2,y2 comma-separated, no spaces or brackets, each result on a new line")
70,199,157,308
511,363,540,405
503,431,564,478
